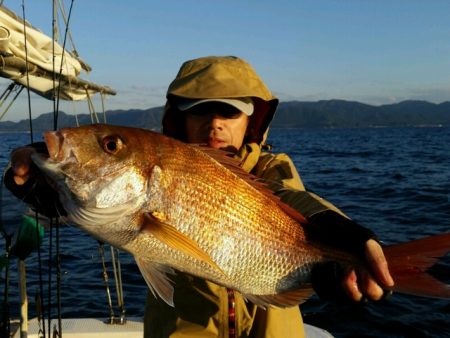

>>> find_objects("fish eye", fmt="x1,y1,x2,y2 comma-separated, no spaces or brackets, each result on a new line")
102,135,123,154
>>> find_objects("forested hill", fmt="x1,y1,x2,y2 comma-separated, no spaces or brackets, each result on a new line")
274,99,450,127
1,99,449,131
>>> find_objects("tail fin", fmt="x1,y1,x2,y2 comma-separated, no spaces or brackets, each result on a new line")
384,233,450,299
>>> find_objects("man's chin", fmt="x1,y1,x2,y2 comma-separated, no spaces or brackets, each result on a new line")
207,140,238,153
221,145,239,153
208,139,226,148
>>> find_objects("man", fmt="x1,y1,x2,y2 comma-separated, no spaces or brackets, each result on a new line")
6,56,393,338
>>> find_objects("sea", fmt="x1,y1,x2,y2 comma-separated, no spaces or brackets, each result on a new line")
0,127,449,338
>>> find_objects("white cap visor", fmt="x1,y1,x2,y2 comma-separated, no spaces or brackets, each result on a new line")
177,97,254,116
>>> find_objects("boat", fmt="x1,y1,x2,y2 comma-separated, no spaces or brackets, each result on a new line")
0,5,115,102
0,2,335,337
10,317,144,338
10,318,332,338
0,2,127,337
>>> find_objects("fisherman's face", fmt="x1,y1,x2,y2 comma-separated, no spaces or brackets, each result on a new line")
184,103,249,152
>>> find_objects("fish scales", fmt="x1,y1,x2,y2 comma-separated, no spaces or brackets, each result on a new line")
140,134,319,292
23,124,450,306
32,124,355,305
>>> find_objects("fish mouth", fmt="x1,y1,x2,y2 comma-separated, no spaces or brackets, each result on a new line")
42,130,79,168
31,130,76,185
44,130,65,161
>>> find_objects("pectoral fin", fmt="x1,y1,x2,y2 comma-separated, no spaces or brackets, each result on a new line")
244,287,314,309
142,212,226,276
135,258,175,306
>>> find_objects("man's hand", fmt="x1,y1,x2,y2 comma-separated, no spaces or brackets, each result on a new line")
11,146,37,185
342,239,394,301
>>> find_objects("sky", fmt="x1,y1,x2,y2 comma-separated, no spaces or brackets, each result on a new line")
1,0,450,122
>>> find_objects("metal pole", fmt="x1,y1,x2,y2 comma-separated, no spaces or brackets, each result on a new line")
19,260,28,338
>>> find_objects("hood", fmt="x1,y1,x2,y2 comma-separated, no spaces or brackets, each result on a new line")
162,56,278,146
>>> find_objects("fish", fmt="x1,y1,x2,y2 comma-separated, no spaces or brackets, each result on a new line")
31,124,450,307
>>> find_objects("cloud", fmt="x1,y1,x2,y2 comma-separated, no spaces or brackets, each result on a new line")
273,90,331,102
106,84,167,109
358,87,450,105
407,87,450,104
273,85,450,106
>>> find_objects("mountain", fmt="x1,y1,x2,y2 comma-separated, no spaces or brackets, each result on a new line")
273,99,450,127
1,100,449,131
274,100,380,127
0,107,165,132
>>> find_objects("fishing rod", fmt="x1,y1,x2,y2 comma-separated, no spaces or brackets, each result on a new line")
0,1,121,334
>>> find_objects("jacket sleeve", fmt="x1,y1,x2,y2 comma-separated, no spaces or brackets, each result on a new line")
253,152,347,217
255,152,377,252
3,142,66,218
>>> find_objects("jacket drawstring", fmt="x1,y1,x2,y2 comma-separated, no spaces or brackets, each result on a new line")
227,288,236,338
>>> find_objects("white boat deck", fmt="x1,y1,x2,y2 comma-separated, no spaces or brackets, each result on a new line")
11,317,144,338
11,318,333,337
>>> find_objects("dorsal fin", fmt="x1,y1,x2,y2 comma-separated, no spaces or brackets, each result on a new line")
192,144,309,226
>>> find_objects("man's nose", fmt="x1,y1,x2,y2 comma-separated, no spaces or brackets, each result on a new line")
209,114,224,129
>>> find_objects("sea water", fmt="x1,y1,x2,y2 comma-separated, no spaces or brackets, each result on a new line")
1,127,449,338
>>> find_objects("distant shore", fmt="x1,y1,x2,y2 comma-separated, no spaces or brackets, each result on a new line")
1,99,449,131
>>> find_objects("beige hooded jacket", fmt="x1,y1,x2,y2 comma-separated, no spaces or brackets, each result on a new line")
144,56,343,338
